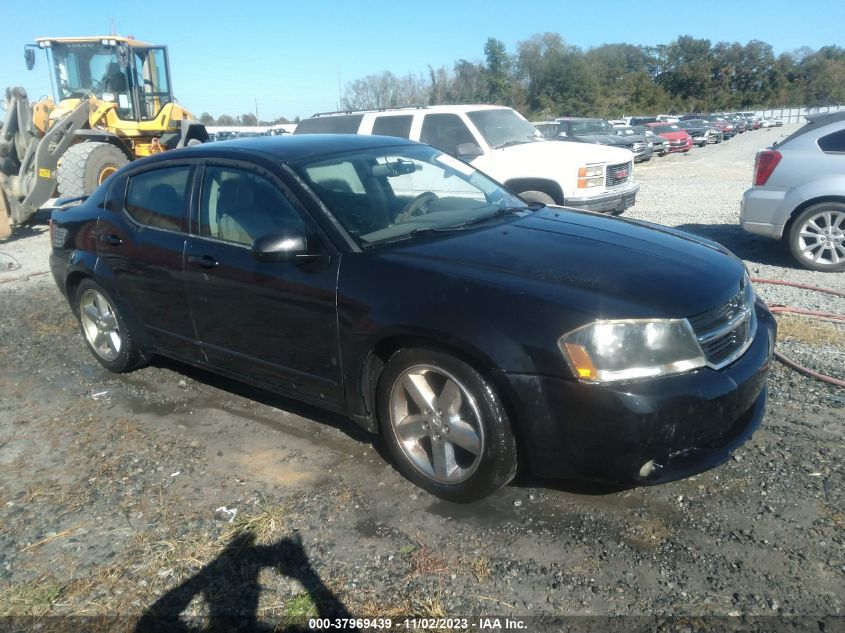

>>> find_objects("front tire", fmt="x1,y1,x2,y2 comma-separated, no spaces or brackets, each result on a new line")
57,142,129,198
74,279,147,372
788,203,845,272
377,349,518,502
518,190,556,205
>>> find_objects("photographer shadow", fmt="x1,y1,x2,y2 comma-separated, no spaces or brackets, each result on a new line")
135,531,355,632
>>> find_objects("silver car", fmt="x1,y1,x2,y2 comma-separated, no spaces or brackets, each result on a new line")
740,111,845,272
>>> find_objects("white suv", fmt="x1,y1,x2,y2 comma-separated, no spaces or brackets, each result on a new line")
295,105,639,214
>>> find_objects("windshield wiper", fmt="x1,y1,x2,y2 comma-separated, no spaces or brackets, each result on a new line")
444,206,537,229
362,207,539,248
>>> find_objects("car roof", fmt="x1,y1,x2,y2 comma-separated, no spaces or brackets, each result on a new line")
555,117,603,122
137,134,422,166
309,104,510,118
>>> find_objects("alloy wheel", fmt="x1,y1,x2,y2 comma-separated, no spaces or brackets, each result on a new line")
389,365,485,484
79,288,122,361
796,209,845,267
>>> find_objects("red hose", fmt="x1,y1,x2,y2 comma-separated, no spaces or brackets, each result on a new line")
751,278,844,387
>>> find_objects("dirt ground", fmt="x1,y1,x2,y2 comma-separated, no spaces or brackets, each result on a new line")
0,128,843,631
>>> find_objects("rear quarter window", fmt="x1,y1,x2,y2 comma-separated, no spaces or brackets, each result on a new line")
818,129,845,153
294,115,364,134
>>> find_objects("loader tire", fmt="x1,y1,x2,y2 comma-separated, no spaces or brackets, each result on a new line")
57,142,129,198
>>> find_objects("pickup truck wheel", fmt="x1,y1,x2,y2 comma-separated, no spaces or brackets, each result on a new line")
378,349,518,502
518,190,555,205
788,203,845,272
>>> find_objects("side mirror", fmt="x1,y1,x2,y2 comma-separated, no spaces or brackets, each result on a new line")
455,142,483,159
24,48,35,71
251,230,320,263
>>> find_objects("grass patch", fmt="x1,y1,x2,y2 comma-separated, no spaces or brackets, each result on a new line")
226,502,287,544
469,556,491,582
284,592,318,619
0,576,63,616
776,314,844,347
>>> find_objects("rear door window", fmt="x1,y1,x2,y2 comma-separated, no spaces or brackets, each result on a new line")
124,166,192,232
372,115,413,138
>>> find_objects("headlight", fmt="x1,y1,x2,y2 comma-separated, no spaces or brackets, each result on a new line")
558,319,706,383
577,164,603,188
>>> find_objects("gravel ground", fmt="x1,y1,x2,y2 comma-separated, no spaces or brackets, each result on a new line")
0,127,843,631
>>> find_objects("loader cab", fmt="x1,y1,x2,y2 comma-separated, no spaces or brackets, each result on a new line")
37,37,174,122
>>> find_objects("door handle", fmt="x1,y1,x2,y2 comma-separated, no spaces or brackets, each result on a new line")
188,254,219,269
99,233,123,246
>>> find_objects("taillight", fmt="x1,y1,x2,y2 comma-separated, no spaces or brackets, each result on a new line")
753,149,782,186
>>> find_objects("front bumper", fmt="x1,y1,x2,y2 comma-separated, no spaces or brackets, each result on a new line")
668,140,693,152
566,182,640,214
740,187,790,239
497,304,775,485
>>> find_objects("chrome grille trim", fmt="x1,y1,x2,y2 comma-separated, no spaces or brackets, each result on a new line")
687,277,757,370
605,161,632,187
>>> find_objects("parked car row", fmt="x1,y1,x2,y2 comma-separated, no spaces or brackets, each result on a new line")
532,116,734,161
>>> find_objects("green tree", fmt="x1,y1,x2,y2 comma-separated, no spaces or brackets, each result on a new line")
484,37,512,104
199,112,214,126
216,114,236,126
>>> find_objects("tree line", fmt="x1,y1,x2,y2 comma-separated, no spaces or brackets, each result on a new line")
340,34,845,119
198,112,298,127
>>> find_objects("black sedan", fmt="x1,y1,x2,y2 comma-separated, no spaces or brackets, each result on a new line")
49,135,775,502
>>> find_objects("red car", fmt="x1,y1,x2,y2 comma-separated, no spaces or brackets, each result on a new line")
645,123,693,153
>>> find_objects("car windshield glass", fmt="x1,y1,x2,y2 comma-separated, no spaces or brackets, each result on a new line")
467,109,542,148
615,127,636,135
569,121,612,135
653,124,680,133
293,144,530,247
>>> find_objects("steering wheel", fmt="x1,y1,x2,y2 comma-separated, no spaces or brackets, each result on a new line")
395,192,438,223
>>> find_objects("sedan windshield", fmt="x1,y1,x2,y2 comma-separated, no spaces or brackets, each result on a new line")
294,144,530,247
467,109,542,148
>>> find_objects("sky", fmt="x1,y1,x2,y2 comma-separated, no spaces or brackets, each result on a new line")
1,0,842,121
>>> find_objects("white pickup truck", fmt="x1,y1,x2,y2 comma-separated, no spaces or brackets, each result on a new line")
295,104,639,214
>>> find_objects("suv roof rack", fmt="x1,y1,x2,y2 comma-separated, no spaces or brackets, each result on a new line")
311,104,430,118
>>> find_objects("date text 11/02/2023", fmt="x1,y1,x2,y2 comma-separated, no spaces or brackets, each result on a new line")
307,618,528,629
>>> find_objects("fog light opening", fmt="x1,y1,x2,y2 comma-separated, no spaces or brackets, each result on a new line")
639,459,663,479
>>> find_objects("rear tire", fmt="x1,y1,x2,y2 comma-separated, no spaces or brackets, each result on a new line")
57,142,129,198
788,203,845,272
377,348,518,502
74,279,147,372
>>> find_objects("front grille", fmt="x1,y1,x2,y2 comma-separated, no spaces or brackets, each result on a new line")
688,278,756,368
605,161,632,187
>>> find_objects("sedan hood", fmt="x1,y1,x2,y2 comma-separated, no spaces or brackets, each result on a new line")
658,131,691,141
385,208,744,318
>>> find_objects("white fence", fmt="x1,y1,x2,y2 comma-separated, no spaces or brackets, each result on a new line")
753,104,844,124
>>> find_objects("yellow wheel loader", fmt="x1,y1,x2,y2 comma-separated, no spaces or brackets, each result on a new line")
0,36,208,238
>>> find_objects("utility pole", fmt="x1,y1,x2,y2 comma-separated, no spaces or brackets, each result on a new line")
254,98,259,126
